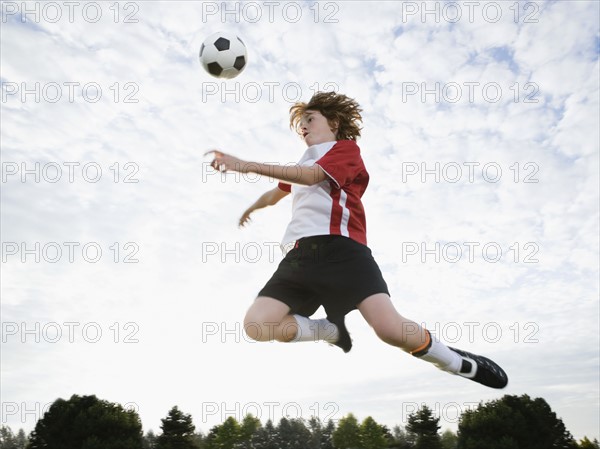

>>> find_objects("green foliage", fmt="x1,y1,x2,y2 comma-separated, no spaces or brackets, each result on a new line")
332,413,361,449
406,405,443,449
307,416,324,449
440,429,458,449
27,395,143,449
578,437,600,449
275,417,311,449
304,417,335,449
457,394,578,449
330,414,390,449
156,406,198,449
0,426,27,449
142,430,157,449
321,420,336,449
204,416,240,449
359,416,387,449
390,425,412,449
239,414,261,442
11,394,593,449
250,419,278,449
203,414,265,449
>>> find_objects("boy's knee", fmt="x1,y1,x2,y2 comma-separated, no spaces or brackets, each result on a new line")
243,312,262,341
243,311,278,342
374,325,397,344
373,317,406,345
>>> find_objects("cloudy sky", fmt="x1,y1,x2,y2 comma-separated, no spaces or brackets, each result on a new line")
1,0,599,441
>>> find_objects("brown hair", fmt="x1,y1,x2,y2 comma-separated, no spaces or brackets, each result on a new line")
289,91,363,141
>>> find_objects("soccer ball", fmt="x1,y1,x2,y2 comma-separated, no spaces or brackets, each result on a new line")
199,31,248,79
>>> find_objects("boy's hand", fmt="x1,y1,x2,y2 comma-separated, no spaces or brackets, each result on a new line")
205,150,248,173
239,208,254,228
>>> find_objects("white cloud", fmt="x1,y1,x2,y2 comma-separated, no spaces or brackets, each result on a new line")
1,0,598,442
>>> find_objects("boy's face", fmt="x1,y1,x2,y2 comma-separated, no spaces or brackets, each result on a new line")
299,110,338,146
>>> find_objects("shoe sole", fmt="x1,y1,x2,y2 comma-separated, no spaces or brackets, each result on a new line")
449,347,508,389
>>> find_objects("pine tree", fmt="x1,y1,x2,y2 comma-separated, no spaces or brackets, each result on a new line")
12,429,26,449
406,405,443,449
359,416,387,449
239,414,261,444
251,419,278,449
307,416,323,449
578,437,600,449
332,413,361,449
0,426,21,449
156,406,199,449
143,430,158,449
441,429,458,449
203,416,241,449
320,419,336,449
391,425,412,449
275,417,311,449
191,432,205,449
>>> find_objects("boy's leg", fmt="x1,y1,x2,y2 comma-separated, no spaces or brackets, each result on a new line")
244,296,297,342
357,293,508,389
244,296,343,347
356,293,461,369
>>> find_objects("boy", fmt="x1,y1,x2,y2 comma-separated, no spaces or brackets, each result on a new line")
206,91,508,389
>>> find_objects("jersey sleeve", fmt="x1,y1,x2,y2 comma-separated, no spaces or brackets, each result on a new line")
315,140,363,189
277,181,292,192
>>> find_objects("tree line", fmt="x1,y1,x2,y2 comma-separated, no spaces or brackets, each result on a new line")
1,394,598,449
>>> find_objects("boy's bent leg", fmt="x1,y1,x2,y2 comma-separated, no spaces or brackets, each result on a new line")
356,293,431,351
357,293,508,389
244,296,298,342
244,296,347,350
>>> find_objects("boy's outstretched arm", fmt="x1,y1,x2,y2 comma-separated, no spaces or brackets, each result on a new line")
205,150,327,186
239,186,289,227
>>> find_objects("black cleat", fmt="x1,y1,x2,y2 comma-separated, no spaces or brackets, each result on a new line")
449,347,508,389
327,315,352,353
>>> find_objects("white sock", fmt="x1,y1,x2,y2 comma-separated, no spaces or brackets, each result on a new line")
290,314,339,343
417,332,463,373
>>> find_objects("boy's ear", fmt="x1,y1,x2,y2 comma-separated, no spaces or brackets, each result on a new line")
330,118,340,132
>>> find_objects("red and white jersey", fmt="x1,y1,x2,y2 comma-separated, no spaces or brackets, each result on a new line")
278,140,369,249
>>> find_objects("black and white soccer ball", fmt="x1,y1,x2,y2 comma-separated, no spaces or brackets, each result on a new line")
199,32,248,79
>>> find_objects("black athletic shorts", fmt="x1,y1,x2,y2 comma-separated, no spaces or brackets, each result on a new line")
257,235,390,319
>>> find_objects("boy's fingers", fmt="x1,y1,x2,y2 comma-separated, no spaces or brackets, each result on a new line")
204,149,223,157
